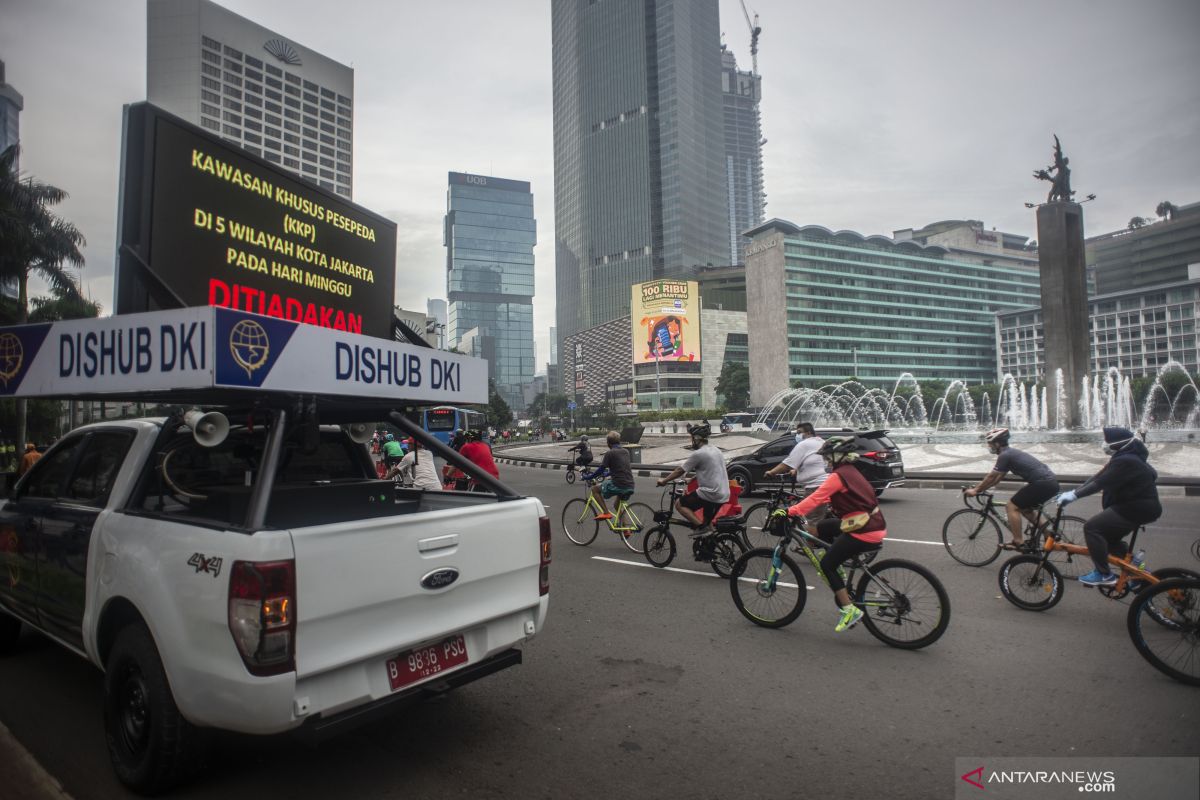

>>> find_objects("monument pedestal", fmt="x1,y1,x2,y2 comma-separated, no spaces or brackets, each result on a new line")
1036,202,1090,429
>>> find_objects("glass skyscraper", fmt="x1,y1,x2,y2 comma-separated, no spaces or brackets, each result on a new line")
721,48,765,266
445,172,536,411
551,0,729,359
0,61,22,156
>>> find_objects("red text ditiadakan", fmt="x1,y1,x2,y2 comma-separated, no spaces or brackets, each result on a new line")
209,279,363,334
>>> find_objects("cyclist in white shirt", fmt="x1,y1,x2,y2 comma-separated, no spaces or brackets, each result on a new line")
764,422,826,490
394,438,443,491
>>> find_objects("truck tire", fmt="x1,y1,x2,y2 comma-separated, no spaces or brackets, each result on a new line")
0,612,20,655
103,623,207,793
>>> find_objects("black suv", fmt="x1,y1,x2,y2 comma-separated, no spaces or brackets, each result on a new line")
726,428,905,496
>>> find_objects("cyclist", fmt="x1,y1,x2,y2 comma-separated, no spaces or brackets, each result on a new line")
763,422,826,494
777,436,887,633
655,422,729,536
568,435,594,468
393,438,443,491
381,433,405,473
458,429,500,489
1057,426,1161,587
964,428,1059,550
583,431,636,520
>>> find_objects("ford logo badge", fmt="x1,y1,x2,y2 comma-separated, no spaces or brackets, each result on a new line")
420,568,460,590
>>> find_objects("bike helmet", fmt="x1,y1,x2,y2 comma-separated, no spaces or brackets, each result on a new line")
985,427,1009,444
579,435,589,442
819,435,858,464
689,422,712,439
385,433,395,441
465,429,481,441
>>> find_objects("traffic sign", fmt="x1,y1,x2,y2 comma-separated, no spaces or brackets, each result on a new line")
567,401,577,410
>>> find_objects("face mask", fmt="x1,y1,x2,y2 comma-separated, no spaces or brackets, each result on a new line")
1103,437,1134,455
795,434,804,443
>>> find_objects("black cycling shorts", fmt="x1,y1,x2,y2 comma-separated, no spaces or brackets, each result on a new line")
1011,479,1059,510
679,491,724,524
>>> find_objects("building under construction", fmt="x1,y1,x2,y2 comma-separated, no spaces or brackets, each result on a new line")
721,46,765,266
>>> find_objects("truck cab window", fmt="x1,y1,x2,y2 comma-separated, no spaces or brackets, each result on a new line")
18,438,84,499
67,432,136,506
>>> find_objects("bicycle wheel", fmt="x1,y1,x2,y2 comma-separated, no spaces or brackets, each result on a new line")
709,533,746,579
851,559,950,649
1046,515,1091,578
615,502,654,553
1138,568,1200,627
560,498,598,546
998,555,1063,611
942,509,1003,567
1127,576,1200,686
643,525,677,568
729,549,807,628
741,502,775,551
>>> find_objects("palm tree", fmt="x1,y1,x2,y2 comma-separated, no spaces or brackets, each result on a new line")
0,144,87,448
1155,201,1177,222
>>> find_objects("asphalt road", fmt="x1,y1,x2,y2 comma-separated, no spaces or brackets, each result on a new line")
1,467,1198,800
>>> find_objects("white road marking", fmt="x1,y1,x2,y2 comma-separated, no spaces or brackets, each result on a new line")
885,537,943,546
591,555,815,589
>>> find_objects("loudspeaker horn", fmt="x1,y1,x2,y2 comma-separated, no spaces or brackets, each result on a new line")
184,409,230,448
342,422,373,444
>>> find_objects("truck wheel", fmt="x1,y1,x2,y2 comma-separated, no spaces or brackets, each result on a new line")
0,612,20,655
103,623,206,793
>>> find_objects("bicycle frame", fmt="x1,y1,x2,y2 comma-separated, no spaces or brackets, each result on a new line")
967,490,1053,540
762,518,892,610
1038,506,1156,591
573,478,643,533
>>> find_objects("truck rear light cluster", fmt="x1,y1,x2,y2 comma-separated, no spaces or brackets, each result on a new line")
539,516,551,596
228,559,296,676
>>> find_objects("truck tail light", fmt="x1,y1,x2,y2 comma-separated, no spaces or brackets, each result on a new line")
539,516,551,596
228,559,296,676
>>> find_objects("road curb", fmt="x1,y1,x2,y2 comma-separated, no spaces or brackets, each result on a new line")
0,721,73,800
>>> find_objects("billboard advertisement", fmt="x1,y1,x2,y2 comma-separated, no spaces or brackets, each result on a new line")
116,103,397,339
632,280,701,365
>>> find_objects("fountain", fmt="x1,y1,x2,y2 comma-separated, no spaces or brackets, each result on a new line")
754,364,1199,442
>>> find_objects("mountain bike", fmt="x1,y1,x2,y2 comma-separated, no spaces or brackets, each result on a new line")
729,515,950,649
942,488,1090,577
560,477,651,553
1127,575,1200,686
739,480,844,552
998,506,1200,615
642,480,747,578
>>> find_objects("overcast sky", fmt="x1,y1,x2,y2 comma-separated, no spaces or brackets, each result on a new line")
3,0,1199,369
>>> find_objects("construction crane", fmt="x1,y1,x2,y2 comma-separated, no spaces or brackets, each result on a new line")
739,0,762,75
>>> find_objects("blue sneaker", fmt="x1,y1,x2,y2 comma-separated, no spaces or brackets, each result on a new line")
1079,570,1118,587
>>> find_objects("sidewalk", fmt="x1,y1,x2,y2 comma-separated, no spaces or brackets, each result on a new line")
0,722,71,800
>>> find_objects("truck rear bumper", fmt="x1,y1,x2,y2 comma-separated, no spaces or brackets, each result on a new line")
292,647,522,743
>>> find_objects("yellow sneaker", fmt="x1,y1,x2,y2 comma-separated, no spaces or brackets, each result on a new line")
835,604,864,633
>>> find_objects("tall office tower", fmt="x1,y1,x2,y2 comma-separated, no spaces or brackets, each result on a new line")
0,60,22,156
147,0,354,198
445,172,537,411
720,47,764,266
549,326,558,365
427,298,448,347
551,0,729,357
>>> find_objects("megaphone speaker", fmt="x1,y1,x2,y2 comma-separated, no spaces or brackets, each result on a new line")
342,422,373,444
184,409,230,448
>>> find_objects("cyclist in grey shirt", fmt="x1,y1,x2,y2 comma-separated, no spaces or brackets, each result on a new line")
964,428,1059,550
657,423,729,535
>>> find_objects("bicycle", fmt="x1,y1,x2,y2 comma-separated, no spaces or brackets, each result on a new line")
560,476,651,553
642,480,747,578
942,488,1090,577
1127,575,1200,686
997,505,1200,615
729,515,950,649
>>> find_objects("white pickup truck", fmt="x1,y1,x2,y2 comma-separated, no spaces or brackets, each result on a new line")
0,309,550,793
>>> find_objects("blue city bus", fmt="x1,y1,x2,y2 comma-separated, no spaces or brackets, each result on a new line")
422,406,486,445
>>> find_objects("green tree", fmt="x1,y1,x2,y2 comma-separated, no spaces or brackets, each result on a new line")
1128,216,1148,230
486,379,513,429
0,144,87,450
716,362,750,410
1155,201,1177,222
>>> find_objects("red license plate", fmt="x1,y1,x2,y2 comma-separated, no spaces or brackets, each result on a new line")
386,634,468,691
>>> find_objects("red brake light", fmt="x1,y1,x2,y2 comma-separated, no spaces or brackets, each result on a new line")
539,516,551,596
228,560,296,676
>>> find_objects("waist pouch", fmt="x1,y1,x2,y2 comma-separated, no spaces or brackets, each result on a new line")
840,506,880,533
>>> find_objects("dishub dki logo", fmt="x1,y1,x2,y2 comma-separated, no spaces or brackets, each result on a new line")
229,319,270,379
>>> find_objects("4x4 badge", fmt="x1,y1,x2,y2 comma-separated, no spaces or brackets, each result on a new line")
187,553,223,577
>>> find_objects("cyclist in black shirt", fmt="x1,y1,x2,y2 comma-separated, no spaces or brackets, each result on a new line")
1057,426,1162,587
964,428,1059,550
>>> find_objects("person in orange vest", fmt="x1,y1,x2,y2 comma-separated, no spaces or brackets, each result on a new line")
18,443,42,476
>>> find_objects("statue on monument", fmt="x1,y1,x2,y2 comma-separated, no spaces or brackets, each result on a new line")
1033,134,1074,204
